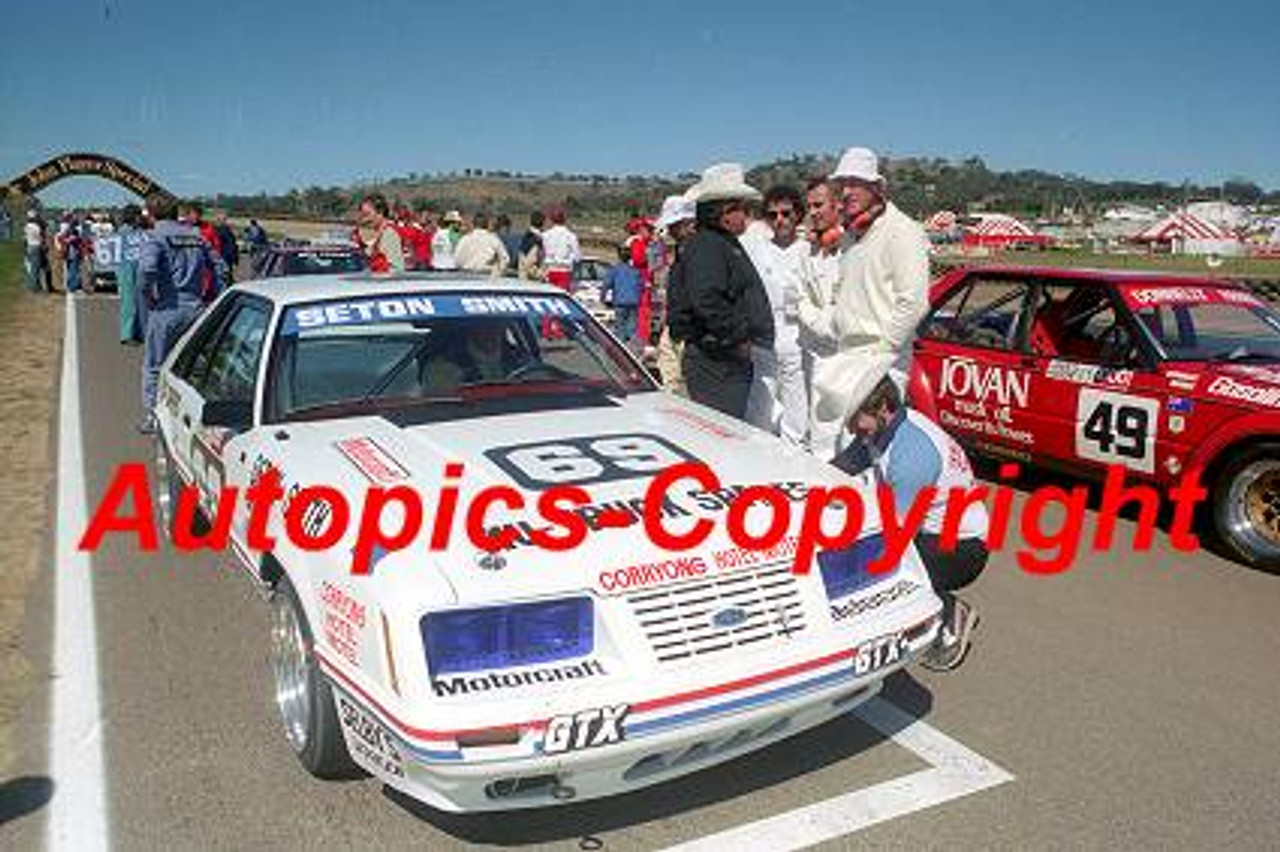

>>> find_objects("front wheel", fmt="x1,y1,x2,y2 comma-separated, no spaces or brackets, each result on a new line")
269,575,359,778
1212,443,1280,572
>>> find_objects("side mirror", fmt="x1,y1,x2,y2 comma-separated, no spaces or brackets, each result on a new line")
202,399,253,431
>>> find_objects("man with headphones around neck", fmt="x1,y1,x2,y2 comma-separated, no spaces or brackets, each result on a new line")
792,147,931,460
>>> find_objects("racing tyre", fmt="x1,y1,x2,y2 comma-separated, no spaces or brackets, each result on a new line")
269,575,359,779
1212,443,1280,573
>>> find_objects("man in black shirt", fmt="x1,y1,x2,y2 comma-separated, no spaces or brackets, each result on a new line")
667,163,775,419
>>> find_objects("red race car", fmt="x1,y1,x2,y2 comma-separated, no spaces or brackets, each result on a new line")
909,265,1280,570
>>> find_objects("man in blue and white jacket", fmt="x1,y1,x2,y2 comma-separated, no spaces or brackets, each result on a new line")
831,361,989,671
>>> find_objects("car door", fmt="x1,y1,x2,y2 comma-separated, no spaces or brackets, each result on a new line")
913,272,1040,459
1025,281,1162,477
168,295,272,511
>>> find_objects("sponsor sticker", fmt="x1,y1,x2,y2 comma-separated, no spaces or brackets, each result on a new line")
829,580,922,622
1165,370,1199,392
321,581,367,665
1207,376,1280,408
542,704,630,755
431,659,606,698
337,696,404,777
334,436,410,485
281,293,580,335
1045,359,1134,389
940,358,1030,407
1120,285,1263,309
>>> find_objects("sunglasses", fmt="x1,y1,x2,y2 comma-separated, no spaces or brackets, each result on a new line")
766,208,796,220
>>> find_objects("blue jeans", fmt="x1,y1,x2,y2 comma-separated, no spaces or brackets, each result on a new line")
142,301,201,417
24,247,42,292
65,256,81,292
613,305,638,343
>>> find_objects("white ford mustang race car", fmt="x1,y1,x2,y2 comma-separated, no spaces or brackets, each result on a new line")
153,273,943,812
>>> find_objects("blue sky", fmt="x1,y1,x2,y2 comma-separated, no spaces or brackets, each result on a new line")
2,0,1276,206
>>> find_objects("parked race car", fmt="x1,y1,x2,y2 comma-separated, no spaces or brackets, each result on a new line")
251,240,368,279
910,265,1280,569
153,274,943,812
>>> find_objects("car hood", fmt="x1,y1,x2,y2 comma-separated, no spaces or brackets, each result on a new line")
271,392,886,607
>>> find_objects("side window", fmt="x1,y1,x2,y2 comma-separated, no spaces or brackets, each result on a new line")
1032,284,1140,366
920,277,1030,351
193,304,270,403
173,296,240,381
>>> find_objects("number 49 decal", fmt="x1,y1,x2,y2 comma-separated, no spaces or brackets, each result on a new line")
1075,388,1158,474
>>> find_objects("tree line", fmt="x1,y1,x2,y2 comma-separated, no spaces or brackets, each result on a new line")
202,154,1278,224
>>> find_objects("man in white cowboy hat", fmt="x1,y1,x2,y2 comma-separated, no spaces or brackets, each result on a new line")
667,163,775,419
830,358,988,671
653,193,698,394
431,210,463,270
792,147,930,458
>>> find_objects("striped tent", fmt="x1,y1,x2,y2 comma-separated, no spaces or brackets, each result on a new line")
924,210,958,231
962,213,1052,248
1133,211,1233,243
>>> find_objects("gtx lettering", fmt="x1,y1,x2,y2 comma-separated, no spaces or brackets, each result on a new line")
543,704,630,754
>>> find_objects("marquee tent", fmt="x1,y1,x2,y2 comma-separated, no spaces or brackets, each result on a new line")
1132,211,1241,256
961,213,1053,248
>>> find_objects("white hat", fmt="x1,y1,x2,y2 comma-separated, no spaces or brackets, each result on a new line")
685,162,762,204
655,194,696,230
811,350,896,428
442,210,463,224
830,147,885,186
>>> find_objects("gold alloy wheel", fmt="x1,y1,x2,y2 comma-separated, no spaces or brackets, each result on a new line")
1243,465,1280,546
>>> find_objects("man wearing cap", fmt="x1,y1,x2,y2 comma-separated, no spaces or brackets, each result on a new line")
831,364,988,671
795,147,930,458
667,164,775,419
653,194,697,394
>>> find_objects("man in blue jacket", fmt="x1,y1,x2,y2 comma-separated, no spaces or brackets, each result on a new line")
603,243,643,349
138,195,227,433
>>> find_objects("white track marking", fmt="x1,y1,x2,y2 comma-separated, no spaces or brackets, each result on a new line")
659,696,1013,852
47,295,109,851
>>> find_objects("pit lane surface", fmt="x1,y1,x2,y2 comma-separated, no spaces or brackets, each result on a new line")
9,295,1280,850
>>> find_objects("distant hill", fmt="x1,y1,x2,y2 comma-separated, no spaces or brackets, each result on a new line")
205,155,1278,229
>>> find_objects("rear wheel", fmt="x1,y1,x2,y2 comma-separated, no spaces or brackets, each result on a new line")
1213,443,1280,572
269,575,358,778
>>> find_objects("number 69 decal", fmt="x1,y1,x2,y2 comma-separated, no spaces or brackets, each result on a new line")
1075,388,1158,474
485,433,697,489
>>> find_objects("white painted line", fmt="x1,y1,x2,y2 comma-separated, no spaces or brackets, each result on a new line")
659,696,1013,852
47,295,109,851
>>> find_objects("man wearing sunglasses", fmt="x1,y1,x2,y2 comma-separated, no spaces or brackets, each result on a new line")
743,185,810,445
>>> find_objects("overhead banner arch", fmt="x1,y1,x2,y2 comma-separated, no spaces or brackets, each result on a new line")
2,153,174,201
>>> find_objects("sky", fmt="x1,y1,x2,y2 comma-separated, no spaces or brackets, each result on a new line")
2,0,1276,206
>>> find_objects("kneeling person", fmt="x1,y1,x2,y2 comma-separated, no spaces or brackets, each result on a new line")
831,370,988,671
